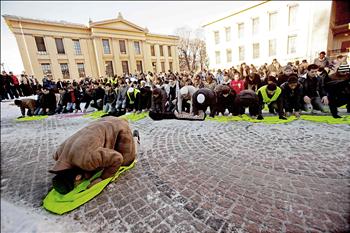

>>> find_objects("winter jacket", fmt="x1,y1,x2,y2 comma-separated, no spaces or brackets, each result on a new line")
192,88,216,117
280,82,303,111
50,117,136,180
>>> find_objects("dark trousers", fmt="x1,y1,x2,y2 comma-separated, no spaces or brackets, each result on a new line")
233,98,259,116
329,95,350,116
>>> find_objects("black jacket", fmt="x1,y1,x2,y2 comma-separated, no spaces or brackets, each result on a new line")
192,88,216,117
298,75,327,98
41,91,57,110
280,82,303,111
103,90,117,106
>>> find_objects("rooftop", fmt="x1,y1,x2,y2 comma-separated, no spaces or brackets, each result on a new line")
202,0,269,27
3,13,179,39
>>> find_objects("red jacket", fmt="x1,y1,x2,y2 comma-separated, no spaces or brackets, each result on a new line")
11,75,19,85
230,80,245,94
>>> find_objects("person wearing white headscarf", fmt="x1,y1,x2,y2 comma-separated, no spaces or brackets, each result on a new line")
177,85,197,114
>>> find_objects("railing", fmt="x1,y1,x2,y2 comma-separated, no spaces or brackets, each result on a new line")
327,48,350,61
328,48,349,56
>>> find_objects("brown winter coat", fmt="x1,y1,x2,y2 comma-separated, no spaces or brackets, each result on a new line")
20,99,36,112
50,116,136,179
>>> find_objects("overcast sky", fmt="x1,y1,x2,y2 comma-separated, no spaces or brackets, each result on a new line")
1,1,248,74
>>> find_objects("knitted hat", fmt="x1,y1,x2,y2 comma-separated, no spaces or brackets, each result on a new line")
338,64,350,73
267,83,277,91
287,75,298,84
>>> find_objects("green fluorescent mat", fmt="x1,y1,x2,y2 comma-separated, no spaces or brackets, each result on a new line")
300,115,350,124
16,115,48,122
83,111,106,119
43,160,136,215
206,115,296,124
120,112,148,121
84,111,148,121
206,114,350,124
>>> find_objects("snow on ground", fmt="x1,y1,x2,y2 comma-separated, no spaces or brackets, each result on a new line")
1,199,86,233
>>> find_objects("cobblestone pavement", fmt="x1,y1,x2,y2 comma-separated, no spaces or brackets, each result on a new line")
1,101,350,233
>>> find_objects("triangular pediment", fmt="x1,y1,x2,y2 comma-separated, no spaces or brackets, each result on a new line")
90,19,145,32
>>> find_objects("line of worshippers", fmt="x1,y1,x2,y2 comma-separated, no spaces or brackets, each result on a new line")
14,62,350,120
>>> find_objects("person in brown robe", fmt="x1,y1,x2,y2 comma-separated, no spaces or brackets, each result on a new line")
14,99,36,118
49,116,139,194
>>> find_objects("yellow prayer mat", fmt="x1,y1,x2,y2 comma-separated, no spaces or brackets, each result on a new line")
120,112,148,122
83,111,106,119
300,115,350,124
206,115,296,124
43,160,136,215
84,111,148,121
15,115,48,122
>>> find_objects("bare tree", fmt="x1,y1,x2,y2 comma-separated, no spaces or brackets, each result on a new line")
174,27,208,72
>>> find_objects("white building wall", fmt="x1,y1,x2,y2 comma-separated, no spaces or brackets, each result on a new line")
203,1,332,70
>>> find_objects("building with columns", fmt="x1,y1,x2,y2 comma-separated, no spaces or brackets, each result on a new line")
3,13,180,80
203,0,350,70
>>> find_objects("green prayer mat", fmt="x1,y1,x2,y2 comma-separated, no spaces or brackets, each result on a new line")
16,115,48,122
300,115,350,124
206,115,297,124
206,114,350,124
120,112,148,122
43,160,136,215
84,111,148,121
83,111,106,119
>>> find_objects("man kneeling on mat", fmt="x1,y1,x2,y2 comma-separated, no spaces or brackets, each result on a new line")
49,117,139,194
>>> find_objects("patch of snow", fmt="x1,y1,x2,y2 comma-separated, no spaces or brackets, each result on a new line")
1,199,86,233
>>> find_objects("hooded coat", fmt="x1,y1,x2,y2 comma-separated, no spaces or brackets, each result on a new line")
50,117,136,180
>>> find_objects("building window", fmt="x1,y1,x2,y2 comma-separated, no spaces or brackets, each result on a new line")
288,35,297,54
226,49,232,63
72,39,82,55
169,62,173,72
288,5,298,27
161,62,165,72
269,12,277,31
77,63,85,78
239,46,245,61
151,45,155,56
238,23,244,39
55,38,65,54
134,41,141,55
122,61,129,74
225,27,231,42
60,63,70,79
214,31,220,44
102,39,111,54
119,40,126,54
215,51,221,64
105,61,114,77
152,62,157,73
35,37,47,54
160,45,164,56
136,61,143,73
269,39,276,56
168,46,172,57
253,43,260,59
252,17,259,35
41,63,51,76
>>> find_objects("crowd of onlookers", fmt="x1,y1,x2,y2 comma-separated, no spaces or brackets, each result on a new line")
1,51,349,120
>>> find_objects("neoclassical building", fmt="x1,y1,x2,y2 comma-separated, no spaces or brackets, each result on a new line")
3,13,180,80
203,0,350,70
